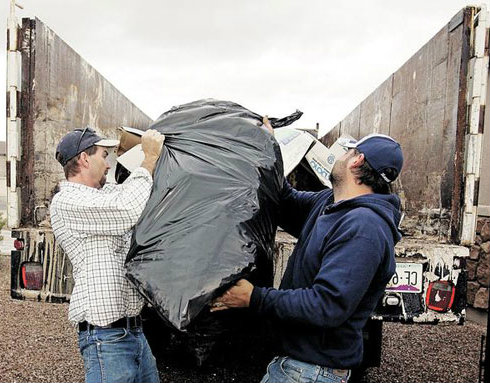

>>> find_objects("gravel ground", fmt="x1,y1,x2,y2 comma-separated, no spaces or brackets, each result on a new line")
0,254,486,383
0,255,83,382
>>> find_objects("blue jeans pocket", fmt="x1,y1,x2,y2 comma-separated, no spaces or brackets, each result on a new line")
261,356,305,383
78,330,92,354
260,356,278,383
280,357,303,382
94,328,128,344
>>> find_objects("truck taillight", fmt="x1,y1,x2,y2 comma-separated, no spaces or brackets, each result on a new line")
426,281,455,312
14,239,24,250
21,262,43,290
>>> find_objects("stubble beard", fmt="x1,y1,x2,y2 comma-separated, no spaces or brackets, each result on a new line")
97,174,107,189
329,161,345,189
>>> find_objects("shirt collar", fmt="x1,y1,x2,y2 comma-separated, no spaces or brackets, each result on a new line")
59,181,98,192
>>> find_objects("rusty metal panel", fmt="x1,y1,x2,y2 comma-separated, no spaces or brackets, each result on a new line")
329,9,475,242
359,76,392,137
444,13,469,239
20,18,153,226
339,105,360,139
19,18,36,229
390,25,450,216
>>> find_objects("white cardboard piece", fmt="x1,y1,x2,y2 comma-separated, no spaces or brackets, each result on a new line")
275,127,315,176
117,144,144,172
304,135,351,188
305,142,336,188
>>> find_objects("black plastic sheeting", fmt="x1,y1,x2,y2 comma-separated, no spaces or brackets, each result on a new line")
125,99,301,332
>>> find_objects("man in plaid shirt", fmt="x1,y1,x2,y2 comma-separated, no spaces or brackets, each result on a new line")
50,127,164,383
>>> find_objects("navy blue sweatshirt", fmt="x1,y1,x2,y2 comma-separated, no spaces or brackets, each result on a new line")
250,183,402,368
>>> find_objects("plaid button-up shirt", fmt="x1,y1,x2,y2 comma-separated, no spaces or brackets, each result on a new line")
50,167,153,326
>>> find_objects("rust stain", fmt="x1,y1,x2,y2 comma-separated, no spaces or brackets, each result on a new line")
479,106,485,134
450,8,472,243
20,18,36,227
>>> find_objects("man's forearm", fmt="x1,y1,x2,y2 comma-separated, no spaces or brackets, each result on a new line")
141,155,159,175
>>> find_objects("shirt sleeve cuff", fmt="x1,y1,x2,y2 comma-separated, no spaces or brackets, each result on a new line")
131,167,152,179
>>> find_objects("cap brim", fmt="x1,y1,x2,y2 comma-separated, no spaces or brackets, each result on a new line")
337,137,358,148
95,139,120,147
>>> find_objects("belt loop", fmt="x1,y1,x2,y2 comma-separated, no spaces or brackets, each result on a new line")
126,317,130,329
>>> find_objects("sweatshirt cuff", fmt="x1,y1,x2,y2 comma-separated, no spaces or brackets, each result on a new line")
249,286,264,312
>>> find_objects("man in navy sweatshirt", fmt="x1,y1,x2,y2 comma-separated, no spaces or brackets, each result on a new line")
212,129,404,383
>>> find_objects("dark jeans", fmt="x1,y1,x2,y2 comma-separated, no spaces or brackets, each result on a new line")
260,356,351,383
78,326,159,383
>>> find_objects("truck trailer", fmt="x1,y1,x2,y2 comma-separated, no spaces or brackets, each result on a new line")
6,7,152,301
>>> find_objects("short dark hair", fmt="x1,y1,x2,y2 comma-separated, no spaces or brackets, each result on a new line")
63,145,98,178
352,149,393,194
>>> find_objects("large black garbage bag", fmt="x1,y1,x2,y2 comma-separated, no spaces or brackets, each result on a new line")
125,99,300,331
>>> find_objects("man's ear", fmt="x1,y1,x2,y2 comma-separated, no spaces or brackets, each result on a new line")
78,152,90,168
349,152,365,169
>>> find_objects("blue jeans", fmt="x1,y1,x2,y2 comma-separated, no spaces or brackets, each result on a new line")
260,356,351,383
78,327,159,383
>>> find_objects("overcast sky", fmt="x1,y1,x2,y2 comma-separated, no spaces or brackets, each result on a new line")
0,0,486,142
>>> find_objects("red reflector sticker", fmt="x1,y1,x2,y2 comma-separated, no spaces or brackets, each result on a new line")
21,262,43,290
426,280,455,313
14,239,24,250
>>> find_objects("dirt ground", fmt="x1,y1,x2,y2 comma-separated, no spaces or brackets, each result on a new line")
0,254,486,383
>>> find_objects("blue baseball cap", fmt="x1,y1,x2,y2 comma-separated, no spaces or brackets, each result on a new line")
56,127,119,166
339,133,403,183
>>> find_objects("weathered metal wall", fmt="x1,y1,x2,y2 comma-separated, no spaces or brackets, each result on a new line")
19,18,153,227
321,9,472,242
